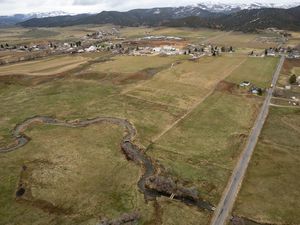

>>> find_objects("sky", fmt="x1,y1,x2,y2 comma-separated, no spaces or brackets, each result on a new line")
0,0,299,16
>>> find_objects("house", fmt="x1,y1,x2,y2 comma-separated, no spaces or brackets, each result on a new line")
64,43,70,48
85,46,97,52
240,81,251,87
267,49,276,57
250,86,262,95
293,50,300,58
153,47,162,52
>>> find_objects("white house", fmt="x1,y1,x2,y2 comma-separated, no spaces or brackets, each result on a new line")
240,81,251,87
85,46,97,52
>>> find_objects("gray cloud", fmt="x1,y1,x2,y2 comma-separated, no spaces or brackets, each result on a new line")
0,0,299,16
73,0,103,5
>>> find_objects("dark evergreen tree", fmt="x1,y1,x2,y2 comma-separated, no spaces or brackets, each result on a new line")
289,74,297,84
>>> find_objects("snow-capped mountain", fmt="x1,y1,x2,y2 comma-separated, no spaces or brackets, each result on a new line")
0,11,70,26
25,11,70,19
196,2,300,13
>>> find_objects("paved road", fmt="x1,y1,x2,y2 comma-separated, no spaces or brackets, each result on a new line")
210,56,285,225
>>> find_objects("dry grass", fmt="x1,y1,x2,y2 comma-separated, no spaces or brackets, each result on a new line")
148,91,262,204
204,32,280,49
0,42,279,224
157,198,211,225
0,123,155,224
119,27,222,42
226,57,279,88
233,107,300,225
88,55,186,74
0,55,89,76
127,56,247,109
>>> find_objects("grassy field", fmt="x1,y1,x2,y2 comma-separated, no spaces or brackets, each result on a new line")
0,55,90,76
233,107,300,225
126,56,247,109
275,59,300,108
157,198,211,225
119,27,222,42
285,31,300,48
202,31,281,49
148,91,262,204
226,57,279,88
0,25,111,44
0,26,281,49
88,55,186,74
21,28,60,38
0,123,155,225
292,66,300,75
0,34,279,224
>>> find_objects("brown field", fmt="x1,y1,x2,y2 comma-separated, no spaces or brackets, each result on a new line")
0,55,90,76
0,26,284,225
233,107,300,225
126,55,247,109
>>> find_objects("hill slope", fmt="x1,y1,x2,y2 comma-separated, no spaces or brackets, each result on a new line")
18,6,300,32
216,6,300,32
19,7,217,27
0,11,69,27
166,6,300,32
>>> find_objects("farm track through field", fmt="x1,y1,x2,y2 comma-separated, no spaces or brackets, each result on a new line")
151,58,248,143
270,103,300,109
0,116,214,213
202,31,233,44
0,53,114,84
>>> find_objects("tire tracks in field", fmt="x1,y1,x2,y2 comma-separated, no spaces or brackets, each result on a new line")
151,57,248,143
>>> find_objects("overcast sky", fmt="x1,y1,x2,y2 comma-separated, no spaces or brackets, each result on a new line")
0,0,299,15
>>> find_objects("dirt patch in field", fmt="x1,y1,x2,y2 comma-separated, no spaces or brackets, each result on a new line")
135,40,188,48
74,72,108,81
282,59,300,75
15,160,74,215
0,73,69,86
117,67,166,84
231,216,271,225
215,81,237,93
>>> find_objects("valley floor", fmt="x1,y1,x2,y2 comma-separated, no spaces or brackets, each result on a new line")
0,26,298,225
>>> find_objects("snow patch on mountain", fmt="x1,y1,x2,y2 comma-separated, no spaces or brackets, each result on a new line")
195,2,300,13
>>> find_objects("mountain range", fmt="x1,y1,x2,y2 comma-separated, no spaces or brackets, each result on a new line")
195,2,300,13
1,3,300,32
0,11,69,27
165,6,300,32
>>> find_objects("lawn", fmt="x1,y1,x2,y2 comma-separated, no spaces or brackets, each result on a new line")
233,107,300,225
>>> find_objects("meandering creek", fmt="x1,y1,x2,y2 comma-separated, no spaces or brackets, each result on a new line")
0,116,214,212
